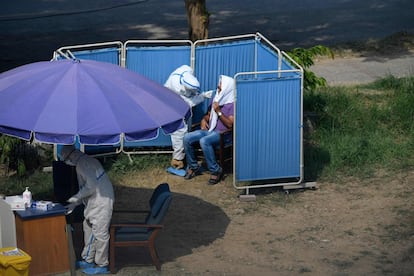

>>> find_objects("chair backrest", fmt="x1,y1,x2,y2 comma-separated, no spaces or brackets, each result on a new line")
146,183,172,225
220,129,233,147
149,183,170,208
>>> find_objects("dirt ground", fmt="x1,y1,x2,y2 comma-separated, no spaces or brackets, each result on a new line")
62,165,414,276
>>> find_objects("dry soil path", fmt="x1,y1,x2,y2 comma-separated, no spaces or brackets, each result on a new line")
310,51,414,86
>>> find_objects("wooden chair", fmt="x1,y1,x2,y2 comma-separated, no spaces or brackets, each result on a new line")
216,128,233,172
109,183,172,273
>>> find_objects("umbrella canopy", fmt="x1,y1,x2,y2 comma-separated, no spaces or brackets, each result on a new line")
0,59,190,145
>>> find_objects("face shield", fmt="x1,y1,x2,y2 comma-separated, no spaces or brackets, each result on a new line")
180,72,200,98
180,85,199,98
59,145,76,166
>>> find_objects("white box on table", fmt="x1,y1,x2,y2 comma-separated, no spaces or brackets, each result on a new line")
4,196,26,211
33,201,53,210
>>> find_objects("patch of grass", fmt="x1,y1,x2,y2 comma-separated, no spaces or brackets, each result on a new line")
103,153,170,181
104,153,169,173
0,169,53,200
306,76,414,181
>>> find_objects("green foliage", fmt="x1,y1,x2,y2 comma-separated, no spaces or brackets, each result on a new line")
366,76,414,132
0,135,20,164
104,153,170,179
0,136,41,177
380,76,413,131
0,170,53,200
287,45,334,91
305,76,414,180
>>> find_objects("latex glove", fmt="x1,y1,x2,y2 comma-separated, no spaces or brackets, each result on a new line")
201,90,214,99
67,196,79,204
65,202,77,215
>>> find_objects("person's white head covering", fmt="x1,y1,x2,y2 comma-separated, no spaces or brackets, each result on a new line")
208,75,235,131
60,145,83,166
164,65,200,98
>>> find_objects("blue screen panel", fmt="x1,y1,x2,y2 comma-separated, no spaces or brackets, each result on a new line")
235,76,302,181
126,46,191,84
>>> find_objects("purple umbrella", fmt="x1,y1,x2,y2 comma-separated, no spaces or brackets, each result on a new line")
0,59,190,145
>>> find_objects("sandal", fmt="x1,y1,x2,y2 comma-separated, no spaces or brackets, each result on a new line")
184,167,201,180
208,169,223,185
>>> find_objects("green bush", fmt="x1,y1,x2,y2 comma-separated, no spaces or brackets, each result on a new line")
287,45,334,91
0,136,41,177
0,170,53,200
306,76,414,180
104,153,169,179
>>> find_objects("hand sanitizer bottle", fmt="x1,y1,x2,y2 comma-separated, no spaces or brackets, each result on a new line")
22,187,32,208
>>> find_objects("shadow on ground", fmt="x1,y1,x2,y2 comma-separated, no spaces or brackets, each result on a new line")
69,185,230,271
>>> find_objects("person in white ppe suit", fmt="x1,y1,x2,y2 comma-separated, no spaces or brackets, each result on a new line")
60,145,114,275
164,65,212,169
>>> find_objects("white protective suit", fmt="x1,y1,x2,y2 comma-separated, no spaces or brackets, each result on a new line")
164,65,207,165
61,145,114,268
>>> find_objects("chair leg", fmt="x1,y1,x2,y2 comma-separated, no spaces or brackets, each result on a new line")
148,243,161,270
109,230,116,273
109,246,115,273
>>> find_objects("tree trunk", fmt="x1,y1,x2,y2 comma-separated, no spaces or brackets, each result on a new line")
185,0,209,41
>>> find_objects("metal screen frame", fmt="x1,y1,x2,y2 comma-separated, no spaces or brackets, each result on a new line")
232,51,305,193
53,41,123,65
50,34,306,189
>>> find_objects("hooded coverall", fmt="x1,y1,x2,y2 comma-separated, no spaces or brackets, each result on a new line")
61,146,114,268
164,65,205,166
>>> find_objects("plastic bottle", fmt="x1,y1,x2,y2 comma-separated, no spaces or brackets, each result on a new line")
22,187,32,208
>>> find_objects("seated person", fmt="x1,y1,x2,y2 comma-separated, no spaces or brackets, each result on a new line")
183,75,234,185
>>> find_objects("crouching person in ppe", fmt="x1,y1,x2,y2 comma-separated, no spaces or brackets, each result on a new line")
164,65,213,170
60,145,114,275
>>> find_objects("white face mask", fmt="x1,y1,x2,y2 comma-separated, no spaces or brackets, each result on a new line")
64,159,76,166
180,85,199,98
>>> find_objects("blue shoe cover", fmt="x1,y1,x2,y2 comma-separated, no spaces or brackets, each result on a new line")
82,266,110,275
76,260,95,269
167,166,186,177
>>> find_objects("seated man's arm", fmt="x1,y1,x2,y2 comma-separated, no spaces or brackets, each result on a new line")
200,111,210,130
